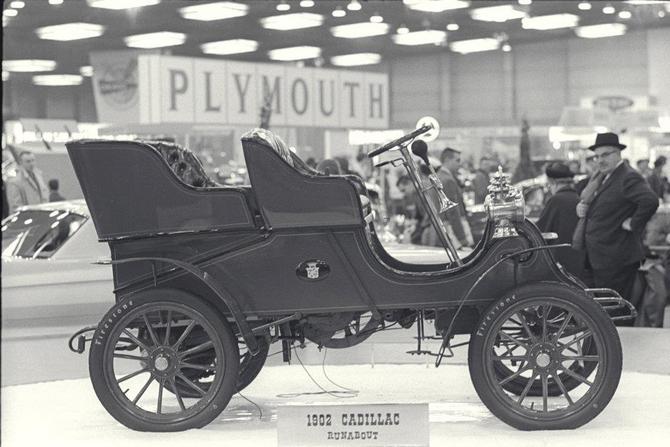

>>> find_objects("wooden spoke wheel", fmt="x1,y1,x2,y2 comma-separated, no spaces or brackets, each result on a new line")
89,289,239,432
468,284,622,430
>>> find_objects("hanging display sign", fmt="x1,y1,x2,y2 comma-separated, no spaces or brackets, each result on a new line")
277,403,429,446
134,55,388,129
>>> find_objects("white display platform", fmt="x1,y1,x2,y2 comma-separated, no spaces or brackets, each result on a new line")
2,364,669,447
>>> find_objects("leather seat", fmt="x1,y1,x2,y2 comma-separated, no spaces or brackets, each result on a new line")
241,128,372,220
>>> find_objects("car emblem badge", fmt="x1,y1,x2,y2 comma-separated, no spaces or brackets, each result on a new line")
296,259,330,281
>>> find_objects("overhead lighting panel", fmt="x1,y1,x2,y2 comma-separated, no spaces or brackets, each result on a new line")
2,71,9,82
125,31,186,49
87,0,161,10
79,66,93,77
470,5,527,22
179,2,248,21
449,38,500,54
3,59,57,72
268,46,321,61
331,53,382,67
575,23,627,38
201,39,258,55
392,29,446,46
260,12,323,30
33,74,83,86
403,0,470,13
331,22,390,39
36,23,105,41
522,13,579,30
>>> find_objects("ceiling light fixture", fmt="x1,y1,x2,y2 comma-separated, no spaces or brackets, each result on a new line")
179,2,248,21
36,23,105,41
87,0,160,9
33,74,83,86
403,0,470,13
624,1,667,5
618,10,632,19
201,39,258,55
518,0,532,5
575,22,627,38
578,2,592,10
447,23,460,31
299,0,315,7
449,37,500,54
2,71,9,82
502,43,512,52
3,59,57,72
660,10,667,18
397,24,409,34
522,13,579,30
276,1,290,12
603,4,616,14
370,13,383,23
124,31,186,49
10,1,25,8
3,9,18,17
470,5,527,22
79,66,93,77
331,22,390,38
331,53,382,67
261,12,323,30
332,7,346,18
392,29,446,46
48,0,64,5
268,45,321,61
347,0,362,11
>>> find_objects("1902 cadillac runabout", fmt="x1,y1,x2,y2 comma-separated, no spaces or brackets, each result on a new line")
66,124,635,432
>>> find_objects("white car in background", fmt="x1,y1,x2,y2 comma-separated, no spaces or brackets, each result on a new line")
1,200,455,327
1,200,114,326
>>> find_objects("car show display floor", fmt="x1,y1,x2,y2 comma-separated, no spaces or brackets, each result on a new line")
3,363,669,447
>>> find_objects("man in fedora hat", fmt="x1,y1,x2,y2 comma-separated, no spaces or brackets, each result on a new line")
537,162,585,280
573,132,658,320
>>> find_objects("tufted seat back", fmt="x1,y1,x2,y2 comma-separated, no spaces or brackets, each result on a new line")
241,128,294,167
149,141,218,188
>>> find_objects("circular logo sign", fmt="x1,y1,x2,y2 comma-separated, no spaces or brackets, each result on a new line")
415,116,440,142
296,259,330,281
97,59,138,110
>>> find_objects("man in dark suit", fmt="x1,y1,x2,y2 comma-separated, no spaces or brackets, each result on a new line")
435,147,473,248
536,163,585,280
575,133,658,313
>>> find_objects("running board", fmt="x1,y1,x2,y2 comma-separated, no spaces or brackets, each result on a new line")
585,288,637,321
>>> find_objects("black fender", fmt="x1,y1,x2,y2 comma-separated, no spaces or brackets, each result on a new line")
107,256,259,354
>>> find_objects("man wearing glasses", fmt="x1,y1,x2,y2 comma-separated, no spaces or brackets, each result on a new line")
573,132,658,323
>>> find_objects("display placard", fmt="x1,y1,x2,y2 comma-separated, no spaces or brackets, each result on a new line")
277,403,429,447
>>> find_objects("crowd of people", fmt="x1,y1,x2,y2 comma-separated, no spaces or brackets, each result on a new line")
389,131,667,327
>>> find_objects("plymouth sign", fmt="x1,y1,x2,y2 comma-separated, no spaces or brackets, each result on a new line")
136,55,388,129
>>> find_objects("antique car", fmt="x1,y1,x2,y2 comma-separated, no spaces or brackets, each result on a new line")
66,124,634,432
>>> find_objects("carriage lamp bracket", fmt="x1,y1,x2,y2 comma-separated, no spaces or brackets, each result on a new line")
68,325,98,354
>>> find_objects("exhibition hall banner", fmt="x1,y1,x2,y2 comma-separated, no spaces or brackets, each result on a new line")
91,53,389,129
135,55,389,129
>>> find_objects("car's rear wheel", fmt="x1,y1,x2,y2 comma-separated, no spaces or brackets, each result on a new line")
89,289,238,432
